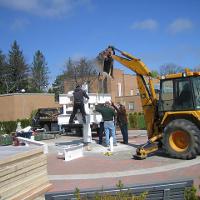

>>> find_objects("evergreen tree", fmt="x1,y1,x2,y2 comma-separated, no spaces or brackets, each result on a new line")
8,40,29,93
30,50,49,92
51,74,65,101
0,50,8,94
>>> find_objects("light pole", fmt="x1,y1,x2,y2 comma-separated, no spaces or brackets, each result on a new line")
21,89,26,118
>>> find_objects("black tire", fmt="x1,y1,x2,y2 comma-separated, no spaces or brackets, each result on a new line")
162,119,200,159
43,124,50,132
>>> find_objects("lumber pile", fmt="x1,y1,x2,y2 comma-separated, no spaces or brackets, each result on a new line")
0,147,52,200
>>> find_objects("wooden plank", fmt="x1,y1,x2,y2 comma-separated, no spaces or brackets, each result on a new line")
0,172,48,199
0,159,47,183
0,165,47,188
0,148,43,166
0,154,46,177
11,183,52,200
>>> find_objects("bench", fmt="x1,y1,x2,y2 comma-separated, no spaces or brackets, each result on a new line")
45,179,194,200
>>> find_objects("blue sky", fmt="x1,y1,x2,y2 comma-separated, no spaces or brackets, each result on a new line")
0,0,200,85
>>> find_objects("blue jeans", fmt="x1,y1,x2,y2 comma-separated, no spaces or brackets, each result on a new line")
104,121,116,146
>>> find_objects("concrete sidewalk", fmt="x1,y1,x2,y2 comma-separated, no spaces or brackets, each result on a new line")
43,130,200,195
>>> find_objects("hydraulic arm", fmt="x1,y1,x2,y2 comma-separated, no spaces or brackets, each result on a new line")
100,46,162,159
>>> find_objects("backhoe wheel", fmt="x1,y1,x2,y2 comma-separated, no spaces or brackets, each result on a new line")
162,119,200,159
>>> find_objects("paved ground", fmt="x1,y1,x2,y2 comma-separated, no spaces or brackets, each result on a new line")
43,130,200,196
1,130,199,199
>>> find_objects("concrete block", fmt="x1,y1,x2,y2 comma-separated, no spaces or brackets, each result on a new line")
57,143,84,161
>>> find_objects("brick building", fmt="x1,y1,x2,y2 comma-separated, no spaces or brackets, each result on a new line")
64,68,159,113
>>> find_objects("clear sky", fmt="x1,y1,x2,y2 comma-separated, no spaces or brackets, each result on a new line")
0,0,200,84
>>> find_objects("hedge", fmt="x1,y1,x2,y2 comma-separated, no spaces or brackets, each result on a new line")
0,119,31,135
128,112,146,129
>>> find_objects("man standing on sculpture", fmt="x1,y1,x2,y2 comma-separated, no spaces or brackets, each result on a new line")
69,85,89,124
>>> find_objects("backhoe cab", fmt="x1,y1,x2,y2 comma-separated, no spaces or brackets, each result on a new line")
99,46,200,159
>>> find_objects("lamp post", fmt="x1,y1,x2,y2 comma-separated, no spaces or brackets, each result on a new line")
21,89,26,118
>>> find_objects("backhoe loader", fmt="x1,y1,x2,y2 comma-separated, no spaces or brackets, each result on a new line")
99,46,200,159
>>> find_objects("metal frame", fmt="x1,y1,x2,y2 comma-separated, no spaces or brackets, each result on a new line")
45,179,193,200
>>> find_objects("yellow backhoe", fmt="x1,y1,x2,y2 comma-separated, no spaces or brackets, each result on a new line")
99,46,200,159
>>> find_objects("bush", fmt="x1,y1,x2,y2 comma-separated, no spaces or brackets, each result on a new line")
128,112,146,130
0,121,17,135
137,114,146,129
17,118,31,128
0,119,31,135
184,186,200,200
73,180,148,200
0,134,13,145
128,113,137,128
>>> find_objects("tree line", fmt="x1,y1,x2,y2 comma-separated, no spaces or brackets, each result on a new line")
51,57,99,95
0,40,49,94
0,40,99,95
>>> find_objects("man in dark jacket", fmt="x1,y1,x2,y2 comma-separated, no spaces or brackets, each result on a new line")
111,102,128,144
69,85,89,124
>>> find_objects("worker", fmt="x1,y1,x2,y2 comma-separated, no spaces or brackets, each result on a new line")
69,85,89,124
97,48,114,80
111,102,128,144
97,121,104,145
103,50,114,78
95,101,117,147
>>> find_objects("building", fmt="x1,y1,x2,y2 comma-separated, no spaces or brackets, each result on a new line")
63,68,159,113
0,93,59,121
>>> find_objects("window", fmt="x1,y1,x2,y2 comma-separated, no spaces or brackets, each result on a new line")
117,83,122,96
130,89,134,96
174,79,193,110
160,80,173,111
136,89,140,96
192,77,200,109
128,102,134,110
160,78,194,112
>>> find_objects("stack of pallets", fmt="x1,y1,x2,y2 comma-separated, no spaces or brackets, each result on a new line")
0,147,52,200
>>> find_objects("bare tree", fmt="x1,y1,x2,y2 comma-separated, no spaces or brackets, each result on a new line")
160,63,184,75
63,57,99,91
193,65,200,72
